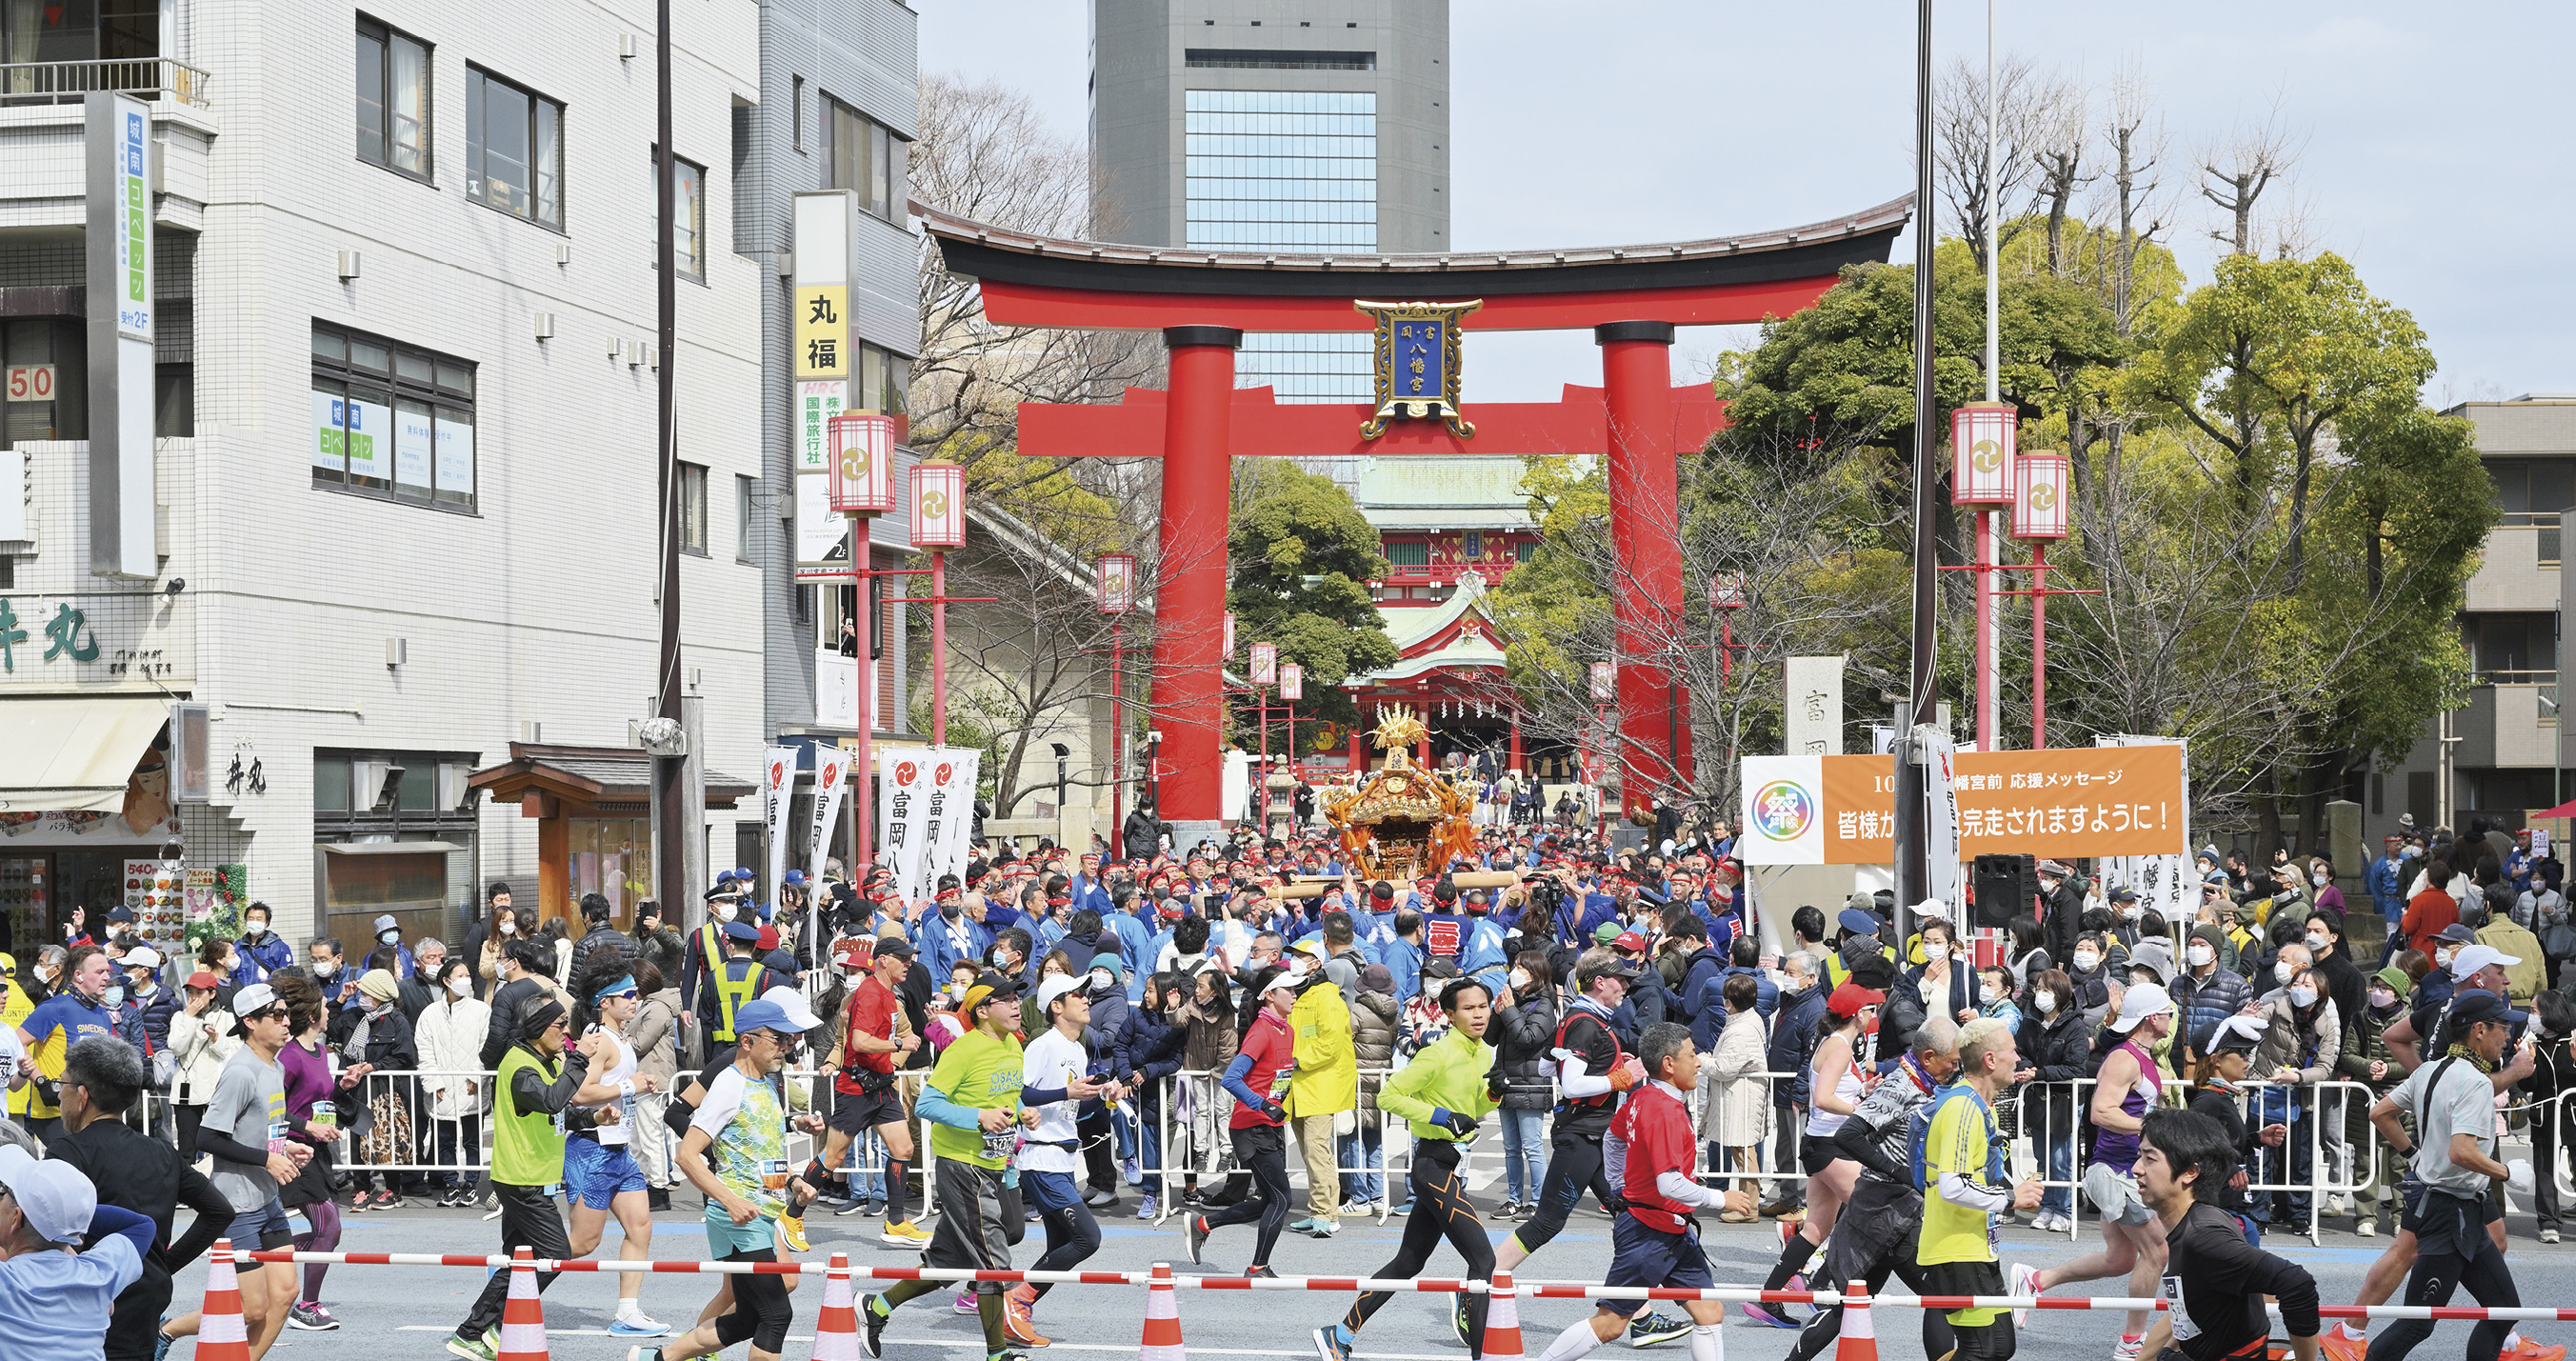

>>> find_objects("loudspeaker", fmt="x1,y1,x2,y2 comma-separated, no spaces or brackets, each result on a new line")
1972,853,2038,929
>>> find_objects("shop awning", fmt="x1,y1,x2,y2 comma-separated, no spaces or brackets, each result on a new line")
0,696,168,813
318,840,471,856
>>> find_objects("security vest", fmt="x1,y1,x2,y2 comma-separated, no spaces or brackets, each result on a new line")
492,1045,569,1187
709,955,769,1042
694,923,725,993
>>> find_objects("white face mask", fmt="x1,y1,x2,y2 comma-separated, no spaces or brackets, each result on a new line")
2368,987,2396,1009
499,921,518,935
2273,960,2293,985
2305,933,2329,953
2311,871,2329,887
2186,942,2215,968
2288,986,2317,1008
246,923,269,939
1508,968,1531,991
2034,991,2059,1014
2436,945,2457,966
449,976,472,996
1979,984,2003,1005
2073,951,2100,971
2121,905,2143,921
314,959,338,978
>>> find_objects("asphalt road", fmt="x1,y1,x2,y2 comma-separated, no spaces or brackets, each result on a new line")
157,1140,2576,1361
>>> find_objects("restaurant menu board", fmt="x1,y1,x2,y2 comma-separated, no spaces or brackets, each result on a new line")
126,857,183,938
185,868,219,923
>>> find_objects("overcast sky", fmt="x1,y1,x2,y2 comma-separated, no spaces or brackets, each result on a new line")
920,2,2576,408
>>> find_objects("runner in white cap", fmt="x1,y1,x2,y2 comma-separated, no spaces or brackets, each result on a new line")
2008,980,2176,1361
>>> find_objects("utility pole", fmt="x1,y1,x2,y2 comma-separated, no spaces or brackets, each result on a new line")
651,0,686,927
1896,0,1939,911
1976,0,2002,755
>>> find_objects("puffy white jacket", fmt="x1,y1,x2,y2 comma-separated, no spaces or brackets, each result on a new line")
169,1005,239,1105
416,993,493,1119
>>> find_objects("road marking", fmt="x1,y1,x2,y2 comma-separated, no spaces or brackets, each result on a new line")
394,1328,1476,1356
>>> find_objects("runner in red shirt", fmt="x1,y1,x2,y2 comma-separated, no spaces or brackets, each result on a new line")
791,938,929,1248
1185,965,1302,1276
1528,1022,1730,1361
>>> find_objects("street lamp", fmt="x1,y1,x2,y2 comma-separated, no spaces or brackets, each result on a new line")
1097,552,1136,858
1250,642,1279,780
2010,450,2070,750
829,411,897,871
1588,661,1615,839
1951,401,2016,754
909,460,966,745
1280,661,1304,778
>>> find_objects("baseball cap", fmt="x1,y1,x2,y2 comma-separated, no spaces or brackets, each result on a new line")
960,971,1022,1014
756,925,782,951
231,983,280,1020
2107,887,2138,904
2450,943,2521,980
1612,931,1649,953
1034,974,1085,1017
2436,923,2479,946
871,936,916,960
1912,897,1951,920
1838,907,1885,937
783,870,809,888
124,946,162,971
722,919,761,942
2194,1012,2266,1056
1592,922,1622,945
0,1145,95,1245
2109,982,2175,1033
757,985,824,1031
1827,982,1886,1017
106,905,132,924
2449,989,2520,1030
184,970,221,991
730,998,817,1038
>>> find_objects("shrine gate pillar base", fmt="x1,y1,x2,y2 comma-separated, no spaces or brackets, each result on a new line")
1597,321,1692,806
1152,325,1241,846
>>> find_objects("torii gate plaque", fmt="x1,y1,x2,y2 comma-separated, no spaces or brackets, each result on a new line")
920,195,1910,843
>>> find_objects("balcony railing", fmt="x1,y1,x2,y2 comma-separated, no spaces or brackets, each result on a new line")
0,58,211,110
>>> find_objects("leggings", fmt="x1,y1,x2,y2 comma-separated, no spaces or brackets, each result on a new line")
712,1247,794,1353
1204,1124,1291,1267
1028,1175,1102,1301
1511,1125,1618,1256
2365,1240,2518,1361
1343,1141,1493,1355
1786,1197,1954,1361
292,1197,343,1303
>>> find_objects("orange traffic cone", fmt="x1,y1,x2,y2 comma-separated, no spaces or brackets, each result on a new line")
809,1252,861,1361
1140,1260,1187,1361
495,1246,548,1361
1482,1271,1526,1360
1834,1279,1878,1361
195,1237,251,1361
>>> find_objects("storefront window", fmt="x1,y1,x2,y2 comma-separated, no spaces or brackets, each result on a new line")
568,818,651,923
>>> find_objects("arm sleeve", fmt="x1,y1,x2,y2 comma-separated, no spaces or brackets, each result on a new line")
87,1203,157,1262
1557,1052,1614,1099
1020,1086,1070,1107
1219,1051,1267,1110
510,1051,590,1116
167,1166,235,1271
195,1126,268,1170
1937,1170,2016,1214
1833,1109,1905,1181
1654,1168,1727,1211
913,1081,987,1132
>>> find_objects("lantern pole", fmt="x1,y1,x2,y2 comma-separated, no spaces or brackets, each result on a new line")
2031,541,2048,750
930,549,948,746
829,412,897,873
1978,0,2003,754
1098,554,1133,860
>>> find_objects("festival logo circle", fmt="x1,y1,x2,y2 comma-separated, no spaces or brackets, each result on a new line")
1750,780,1816,841
934,762,954,786
895,761,919,786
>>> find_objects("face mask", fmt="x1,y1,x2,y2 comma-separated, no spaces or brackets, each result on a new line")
2273,960,2293,985
2121,905,2143,921
246,923,269,938
2186,942,2214,967
449,976,471,996
2436,946,2457,967
129,974,153,994
2312,871,2329,887
318,959,342,978
2034,991,2059,1014
2073,951,2099,971
379,930,400,946
499,921,519,935
2305,933,2328,953
102,985,124,1008
1508,968,1531,991
939,901,962,920
2368,987,2396,1010
1979,984,2003,1005
2288,986,2317,1008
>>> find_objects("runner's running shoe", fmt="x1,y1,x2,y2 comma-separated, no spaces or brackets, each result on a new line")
1312,1324,1355,1361
780,1214,811,1252
444,1332,498,1361
879,1219,931,1246
1627,1311,1694,1345
2007,1262,2044,1329
286,1302,339,1331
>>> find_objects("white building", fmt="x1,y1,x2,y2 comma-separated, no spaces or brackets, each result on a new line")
0,0,919,951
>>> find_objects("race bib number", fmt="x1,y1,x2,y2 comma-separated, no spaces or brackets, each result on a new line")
982,1127,1018,1163
308,1101,336,1136
267,1119,290,1154
2160,1272,2195,1341
597,1118,629,1147
761,1158,789,1193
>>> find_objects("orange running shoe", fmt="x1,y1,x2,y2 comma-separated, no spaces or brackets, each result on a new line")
2507,1339,2566,1361
2317,1324,2369,1361
1003,1284,1049,1348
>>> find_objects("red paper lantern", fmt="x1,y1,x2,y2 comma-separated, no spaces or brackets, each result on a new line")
909,461,965,550
2011,451,2070,539
828,412,896,514
1095,552,1136,614
1950,402,2017,506
1279,663,1304,701
1250,642,1278,686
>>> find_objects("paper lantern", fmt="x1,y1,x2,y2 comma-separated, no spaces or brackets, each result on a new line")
1250,642,1278,686
1095,553,1136,614
1279,663,1304,701
827,412,896,514
1708,571,1747,610
1589,661,1616,703
1950,402,2017,506
1223,612,1236,658
2011,451,2070,539
908,461,965,549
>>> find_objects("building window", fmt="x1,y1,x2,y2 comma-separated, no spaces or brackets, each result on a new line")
651,151,706,280
569,817,653,921
311,322,477,510
2,318,87,443
1384,540,1428,572
467,67,565,230
1184,89,1377,251
858,342,909,415
823,95,898,219
1184,48,1377,70
356,18,431,180
736,475,756,562
791,75,805,151
1514,539,1536,563
678,461,708,553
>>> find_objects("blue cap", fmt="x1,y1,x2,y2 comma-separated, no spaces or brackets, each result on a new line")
756,901,775,923
1838,907,1884,937
729,998,818,1037
722,919,761,942
2449,989,2520,1031
783,870,809,888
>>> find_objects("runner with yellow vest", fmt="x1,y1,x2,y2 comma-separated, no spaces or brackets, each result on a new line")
442,991,596,1361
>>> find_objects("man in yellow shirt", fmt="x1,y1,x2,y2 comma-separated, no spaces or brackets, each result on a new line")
1284,939,1355,1237
1917,1015,2041,1361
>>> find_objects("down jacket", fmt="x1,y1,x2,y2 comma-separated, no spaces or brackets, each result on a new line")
1490,990,1559,1111
1348,987,1398,1116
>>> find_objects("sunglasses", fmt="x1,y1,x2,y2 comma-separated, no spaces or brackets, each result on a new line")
600,988,639,1004
241,1007,286,1024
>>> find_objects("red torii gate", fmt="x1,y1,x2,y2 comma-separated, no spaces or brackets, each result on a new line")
922,196,1909,840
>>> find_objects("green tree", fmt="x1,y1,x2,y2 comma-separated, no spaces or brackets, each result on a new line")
1227,460,1398,756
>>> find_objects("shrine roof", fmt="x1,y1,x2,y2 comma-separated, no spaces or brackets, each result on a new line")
917,195,1911,331
1355,455,1556,530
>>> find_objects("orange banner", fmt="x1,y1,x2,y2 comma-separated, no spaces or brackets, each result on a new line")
1821,755,1897,864
1749,745,2187,865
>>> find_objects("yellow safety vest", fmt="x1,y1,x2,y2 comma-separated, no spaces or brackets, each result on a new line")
695,923,725,989
711,956,768,1042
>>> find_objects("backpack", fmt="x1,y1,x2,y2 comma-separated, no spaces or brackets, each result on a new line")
1550,1008,1625,1114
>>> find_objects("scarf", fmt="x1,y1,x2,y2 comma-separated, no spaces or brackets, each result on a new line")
2444,1040,2498,1074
